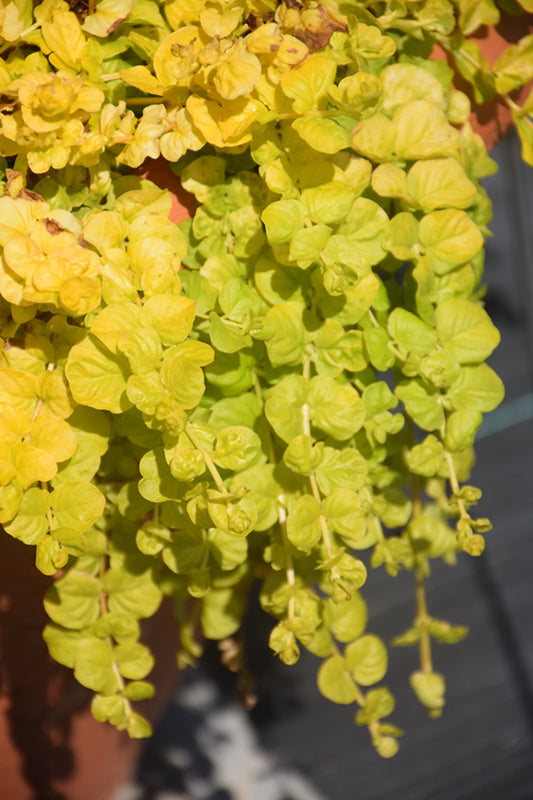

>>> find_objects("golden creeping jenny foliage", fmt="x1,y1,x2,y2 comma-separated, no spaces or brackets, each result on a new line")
0,0,531,752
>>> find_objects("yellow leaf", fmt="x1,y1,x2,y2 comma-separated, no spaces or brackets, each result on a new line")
30,414,77,463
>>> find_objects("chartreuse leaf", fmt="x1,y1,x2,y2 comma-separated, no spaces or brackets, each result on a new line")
280,54,336,113
290,225,332,270
419,210,483,274
201,586,246,639
345,634,388,686
301,184,355,226
207,491,257,538
448,364,504,412
317,655,359,705
140,295,197,346
356,687,396,725
435,298,500,364
261,200,306,244
50,481,105,532
388,309,437,356
102,568,162,619
444,410,483,452
208,312,252,354
322,488,366,544
314,447,368,495
114,642,154,681
74,640,119,695
160,354,205,409
410,670,446,718
44,572,101,630
4,487,49,545
406,435,445,477
286,494,322,552
265,375,308,444
308,376,365,440
292,118,351,154
407,159,477,211
324,592,367,643
258,302,306,367
43,624,98,670
211,426,262,472
396,380,444,431
66,336,131,414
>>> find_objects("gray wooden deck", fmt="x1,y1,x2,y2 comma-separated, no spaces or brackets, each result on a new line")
117,132,533,800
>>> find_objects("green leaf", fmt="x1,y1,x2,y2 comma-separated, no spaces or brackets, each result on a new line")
363,327,395,371
103,568,162,619
382,212,419,262
407,159,477,211
162,527,205,573
356,687,395,725
280,54,337,113
126,712,153,738
494,34,533,94
265,375,308,443
444,410,483,452
428,618,469,644
91,694,127,726
435,298,500,364
261,199,307,244
301,184,355,226
208,528,248,571
90,304,140,353
406,435,445,477
373,488,412,529
160,354,205,409
447,364,504,413
74,639,119,695
122,681,156,701
283,435,324,476
43,624,97,669
410,670,446,717
317,655,358,705
292,117,351,154
388,309,437,356
324,592,367,643
114,641,154,680
201,586,245,639
208,312,252,354
117,328,162,375
66,335,131,414
36,535,69,576
290,225,332,269
419,210,483,275
0,485,23,525
322,488,366,544
4,487,49,545
229,464,280,532
352,114,396,162
207,491,257,538
314,447,368,495
44,572,101,630
286,494,322,552
394,101,460,160
51,481,106,532
396,380,445,431
258,302,306,367
308,376,366,440
212,426,262,472
345,634,388,686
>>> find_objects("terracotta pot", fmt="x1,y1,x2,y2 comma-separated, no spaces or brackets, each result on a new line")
434,12,533,151
0,533,181,800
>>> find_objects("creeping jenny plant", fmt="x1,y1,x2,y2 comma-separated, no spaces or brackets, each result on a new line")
0,0,532,757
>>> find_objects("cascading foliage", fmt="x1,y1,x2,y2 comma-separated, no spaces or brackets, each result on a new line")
1,0,532,756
